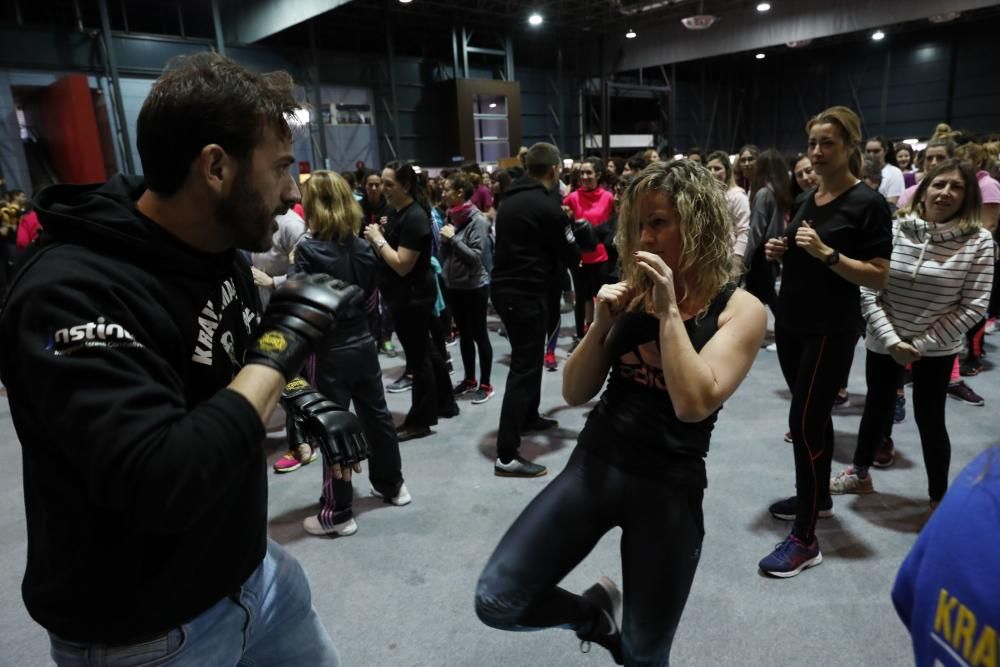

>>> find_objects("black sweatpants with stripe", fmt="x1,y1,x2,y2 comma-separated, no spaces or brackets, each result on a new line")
775,328,858,542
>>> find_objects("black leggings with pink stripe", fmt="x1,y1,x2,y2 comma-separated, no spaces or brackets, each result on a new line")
775,328,858,542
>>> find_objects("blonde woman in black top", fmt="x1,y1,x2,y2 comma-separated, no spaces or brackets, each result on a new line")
476,160,765,665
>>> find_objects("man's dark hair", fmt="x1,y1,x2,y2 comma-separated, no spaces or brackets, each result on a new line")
356,167,377,183
687,146,704,159
460,160,483,177
525,142,561,179
626,156,647,173
137,52,300,196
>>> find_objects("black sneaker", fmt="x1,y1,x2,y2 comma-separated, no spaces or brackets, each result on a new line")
577,577,624,665
959,356,983,377
386,374,413,393
439,403,460,419
768,495,835,521
524,416,558,432
494,456,547,477
453,378,477,396
396,425,431,442
832,389,850,407
471,384,494,404
947,381,985,406
893,394,906,424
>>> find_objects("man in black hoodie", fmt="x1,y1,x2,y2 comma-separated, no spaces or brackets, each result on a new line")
0,53,358,665
491,142,581,477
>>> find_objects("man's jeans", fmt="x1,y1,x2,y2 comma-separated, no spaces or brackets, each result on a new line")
49,539,339,666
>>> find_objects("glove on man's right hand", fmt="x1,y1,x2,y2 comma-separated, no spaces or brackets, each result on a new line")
245,274,364,380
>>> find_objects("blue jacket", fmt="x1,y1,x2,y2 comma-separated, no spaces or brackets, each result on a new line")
892,448,1000,666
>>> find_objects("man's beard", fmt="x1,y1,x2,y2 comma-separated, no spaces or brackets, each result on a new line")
217,171,282,253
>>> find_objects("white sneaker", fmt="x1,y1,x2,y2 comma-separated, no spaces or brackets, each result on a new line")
765,343,778,352
371,483,412,506
830,467,875,495
303,515,358,537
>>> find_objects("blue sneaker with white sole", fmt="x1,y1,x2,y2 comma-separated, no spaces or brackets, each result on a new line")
759,534,823,578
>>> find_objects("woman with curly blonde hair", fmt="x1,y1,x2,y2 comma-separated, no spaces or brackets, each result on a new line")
475,159,766,665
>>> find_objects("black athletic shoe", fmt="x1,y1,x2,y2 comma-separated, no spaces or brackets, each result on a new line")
396,425,432,442
524,416,558,433
768,495,835,521
577,577,624,665
439,403,460,419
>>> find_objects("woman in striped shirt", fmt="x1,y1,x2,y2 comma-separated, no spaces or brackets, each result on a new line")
830,159,995,509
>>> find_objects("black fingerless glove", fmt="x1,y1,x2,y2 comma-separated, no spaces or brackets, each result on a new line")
246,274,364,380
280,378,371,466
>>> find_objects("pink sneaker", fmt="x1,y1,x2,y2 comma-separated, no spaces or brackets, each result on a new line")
273,444,318,474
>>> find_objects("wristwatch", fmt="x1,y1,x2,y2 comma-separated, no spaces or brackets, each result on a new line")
375,239,387,251
824,249,840,267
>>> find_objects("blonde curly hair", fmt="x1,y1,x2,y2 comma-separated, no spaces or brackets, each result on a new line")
615,159,734,317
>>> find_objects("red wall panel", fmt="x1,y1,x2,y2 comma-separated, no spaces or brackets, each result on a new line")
39,75,106,184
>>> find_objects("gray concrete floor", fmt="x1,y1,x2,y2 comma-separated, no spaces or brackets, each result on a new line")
1,309,997,666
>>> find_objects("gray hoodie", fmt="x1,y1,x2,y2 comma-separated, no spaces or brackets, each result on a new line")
440,206,492,290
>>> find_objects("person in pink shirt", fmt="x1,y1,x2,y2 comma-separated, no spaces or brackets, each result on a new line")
953,142,1000,379
898,138,955,209
16,207,41,250
563,157,614,346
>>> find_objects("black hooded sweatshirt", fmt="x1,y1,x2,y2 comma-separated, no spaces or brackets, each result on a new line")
0,175,267,643
491,175,580,297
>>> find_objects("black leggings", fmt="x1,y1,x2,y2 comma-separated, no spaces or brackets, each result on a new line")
391,300,456,428
572,261,609,338
854,351,955,501
475,447,704,666
450,285,493,386
775,328,857,542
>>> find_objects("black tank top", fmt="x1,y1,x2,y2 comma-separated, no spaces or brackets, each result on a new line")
577,283,738,487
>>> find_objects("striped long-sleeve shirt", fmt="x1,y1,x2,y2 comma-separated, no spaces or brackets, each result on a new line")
861,214,995,356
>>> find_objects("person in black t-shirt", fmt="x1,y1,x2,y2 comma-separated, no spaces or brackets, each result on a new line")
476,160,766,665
759,106,892,578
364,163,458,441
358,169,399,360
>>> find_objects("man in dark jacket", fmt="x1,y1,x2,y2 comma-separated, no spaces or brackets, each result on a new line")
491,142,581,477
0,53,359,665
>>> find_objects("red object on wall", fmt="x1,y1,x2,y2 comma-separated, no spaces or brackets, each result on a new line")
39,75,106,184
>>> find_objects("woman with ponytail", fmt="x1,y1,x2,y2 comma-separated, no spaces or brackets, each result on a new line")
759,106,892,577
364,162,459,441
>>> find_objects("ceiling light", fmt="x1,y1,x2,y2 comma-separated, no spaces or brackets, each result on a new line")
291,108,311,126
528,13,543,26
399,0,412,3
681,14,716,30
903,138,919,145
673,153,684,160
756,2,771,12
625,28,637,39
755,52,766,60
871,29,885,41
929,11,960,23
489,103,497,108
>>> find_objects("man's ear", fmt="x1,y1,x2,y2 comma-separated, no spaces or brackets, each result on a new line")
195,144,234,197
